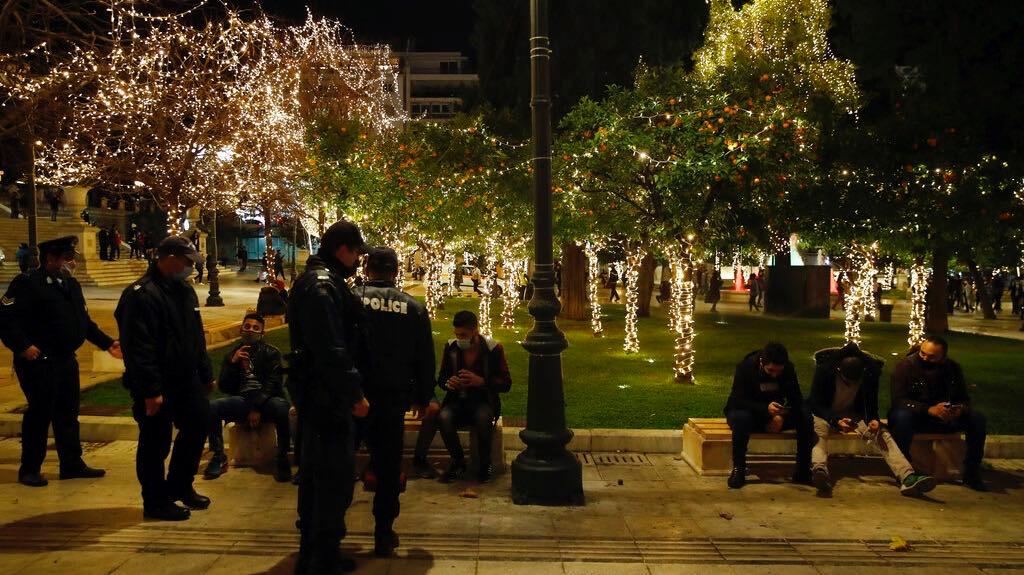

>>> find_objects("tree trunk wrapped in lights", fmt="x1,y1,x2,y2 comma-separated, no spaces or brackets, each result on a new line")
623,243,644,353
908,262,931,347
584,241,604,336
842,244,876,345
668,244,696,383
500,258,523,329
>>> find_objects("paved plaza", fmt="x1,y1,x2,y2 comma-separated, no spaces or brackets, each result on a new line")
0,437,1022,574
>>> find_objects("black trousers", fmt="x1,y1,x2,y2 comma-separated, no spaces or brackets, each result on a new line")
355,394,408,533
726,407,814,470
132,390,210,508
298,412,355,559
439,399,495,472
888,407,987,475
14,355,85,477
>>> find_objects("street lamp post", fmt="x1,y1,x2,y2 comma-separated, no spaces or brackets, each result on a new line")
26,140,40,270
510,0,584,506
206,209,225,306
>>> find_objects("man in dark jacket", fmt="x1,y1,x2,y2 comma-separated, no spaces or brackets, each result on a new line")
889,335,988,491
0,236,121,487
724,342,814,488
288,220,369,575
115,236,215,521
203,313,290,482
808,343,935,496
354,247,438,557
414,310,512,484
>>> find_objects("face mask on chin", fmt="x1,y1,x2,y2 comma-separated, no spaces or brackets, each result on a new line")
916,355,939,370
169,269,192,283
240,332,263,345
456,338,473,350
60,261,77,277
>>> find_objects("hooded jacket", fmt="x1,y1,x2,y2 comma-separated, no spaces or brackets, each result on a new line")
724,349,804,416
808,343,884,426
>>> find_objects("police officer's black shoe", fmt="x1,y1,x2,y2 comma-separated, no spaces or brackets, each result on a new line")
59,464,106,480
143,503,191,521
203,453,227,480
275,456,292,483
439,459,466,484
727,467,746,489
18,472,48,487
412,457,439,479
374,529,400,557
173,489,211,510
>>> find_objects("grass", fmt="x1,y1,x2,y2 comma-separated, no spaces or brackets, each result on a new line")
80,297,1024,433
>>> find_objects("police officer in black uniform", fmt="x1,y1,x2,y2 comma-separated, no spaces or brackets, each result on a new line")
355,247,438,557
0,236,120,487
288,220,369,575
115,236,214,521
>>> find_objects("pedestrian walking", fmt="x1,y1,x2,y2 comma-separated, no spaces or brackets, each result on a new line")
608,266,620,302
705,270,722,312
98,227,110,261
111,227,122,260
8,184,20,218
115,236,214,521
747,272,761,312
0,236,121,487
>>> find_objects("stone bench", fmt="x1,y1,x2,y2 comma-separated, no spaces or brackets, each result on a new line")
681,417,965,480
226,411,505,472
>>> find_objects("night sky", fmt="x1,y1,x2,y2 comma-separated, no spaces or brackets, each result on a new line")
257,0,476,55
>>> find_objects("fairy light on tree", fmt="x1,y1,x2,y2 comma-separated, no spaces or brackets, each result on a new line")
623,243,644,353
584,240,604,336
668,239,697,382
908,262,931,347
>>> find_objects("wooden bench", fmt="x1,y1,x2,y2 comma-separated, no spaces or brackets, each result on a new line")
681,417,965,480
227,410,505,472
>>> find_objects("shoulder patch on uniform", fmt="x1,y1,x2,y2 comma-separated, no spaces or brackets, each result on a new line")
0,296,13,306
316,273,330,281
133,284,142,291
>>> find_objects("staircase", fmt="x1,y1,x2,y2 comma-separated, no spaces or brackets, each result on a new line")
0,216,151,287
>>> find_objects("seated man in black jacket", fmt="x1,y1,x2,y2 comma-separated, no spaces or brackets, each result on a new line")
808,343,935,496
724,342,814,488
889,335,988,491
203,313,291,482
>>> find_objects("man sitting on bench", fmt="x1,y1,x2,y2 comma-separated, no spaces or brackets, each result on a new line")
413,310,511,484
889,335,988,491
808,343,936,496
724,342,814,489
204,313,292,482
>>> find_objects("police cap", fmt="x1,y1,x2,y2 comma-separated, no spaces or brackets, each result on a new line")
366,246,399,275
37,235,78,258
156,235,202,264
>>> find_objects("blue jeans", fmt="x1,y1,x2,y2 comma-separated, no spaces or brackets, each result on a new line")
888,407,986,475
208,396,291,458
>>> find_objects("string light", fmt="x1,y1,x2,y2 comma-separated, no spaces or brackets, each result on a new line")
667,242,696,382
908,263,931,347
623,244,644,354
585,240,604,336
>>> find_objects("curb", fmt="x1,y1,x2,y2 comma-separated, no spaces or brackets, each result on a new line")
1,413,1022,459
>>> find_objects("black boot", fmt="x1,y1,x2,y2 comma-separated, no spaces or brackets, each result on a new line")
374,529,400,558
203,453,228,480
275,455,293,483
59,464,106,480
727,467,746,489
963,470,989,492
172,488,211,510
18,471,48,487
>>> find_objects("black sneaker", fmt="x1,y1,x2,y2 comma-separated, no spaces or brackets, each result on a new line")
18,472,48,487
727,467,746,489
439,460,466,484
143,503,191,521
792,467,813,486
275,456,293,483
812,468,832,495
412,458,439,479
59,464,106,480
203,453,228,480
374,529,401,558
173,489,211,510
478,463,493,484
963,472,989,492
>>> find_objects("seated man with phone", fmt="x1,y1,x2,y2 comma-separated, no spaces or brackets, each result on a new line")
204,313,292,482
888,335,988,491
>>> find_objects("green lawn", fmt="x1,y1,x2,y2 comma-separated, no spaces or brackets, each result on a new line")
80,297,1024,433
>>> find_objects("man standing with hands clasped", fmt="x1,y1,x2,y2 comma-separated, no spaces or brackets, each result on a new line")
115,236,215,521
0,236,121,487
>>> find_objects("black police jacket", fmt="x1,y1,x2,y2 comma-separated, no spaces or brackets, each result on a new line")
114,266,214,400
0,268,114,358
354,280,436,407
808,343,884,426
890,346,971,416
218,341,285,408
724,349,805,417
286,255,365,420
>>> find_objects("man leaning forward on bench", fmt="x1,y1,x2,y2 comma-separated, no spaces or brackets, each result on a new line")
725,342,815,489
807,343,935,497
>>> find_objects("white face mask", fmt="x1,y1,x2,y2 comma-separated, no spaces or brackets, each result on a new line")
456,338,473,350
61,260,78,277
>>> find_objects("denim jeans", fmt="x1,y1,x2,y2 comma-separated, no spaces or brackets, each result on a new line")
208,396,291,458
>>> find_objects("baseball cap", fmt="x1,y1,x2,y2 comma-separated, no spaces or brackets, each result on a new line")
156,235,202,264
318,220,367,258
365,246,399,274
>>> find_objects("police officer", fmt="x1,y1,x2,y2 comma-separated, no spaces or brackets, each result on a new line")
355,247,438,557
114,236,214,521
0,236,121,487
288,220,369,575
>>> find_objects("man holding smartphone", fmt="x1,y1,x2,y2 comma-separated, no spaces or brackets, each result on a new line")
889,335,988,491
203,313,291,482
724,342,815,489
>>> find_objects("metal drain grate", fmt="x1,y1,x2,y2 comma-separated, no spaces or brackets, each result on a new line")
587,452,652,466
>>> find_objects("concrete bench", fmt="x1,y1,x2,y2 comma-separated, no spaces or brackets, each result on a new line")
226,411,505,472
681,417,965,480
